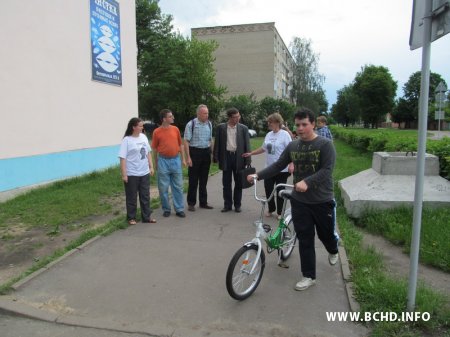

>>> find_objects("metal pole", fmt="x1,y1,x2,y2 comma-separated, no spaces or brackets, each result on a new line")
407,0,432,312
438,99,441,139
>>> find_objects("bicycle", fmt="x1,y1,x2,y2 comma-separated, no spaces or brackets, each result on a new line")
225,177,297,300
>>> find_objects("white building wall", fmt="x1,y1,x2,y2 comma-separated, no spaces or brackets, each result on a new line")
0,0,137,191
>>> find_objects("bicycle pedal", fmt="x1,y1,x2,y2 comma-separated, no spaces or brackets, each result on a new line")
262,224,272,233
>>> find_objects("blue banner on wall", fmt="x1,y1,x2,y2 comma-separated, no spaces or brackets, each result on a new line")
90,0,122,86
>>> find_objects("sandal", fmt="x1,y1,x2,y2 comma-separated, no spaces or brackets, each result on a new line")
128,219,137,225
149,218,157,223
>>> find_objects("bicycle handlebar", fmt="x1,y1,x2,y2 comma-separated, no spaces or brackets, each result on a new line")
251,176,293,203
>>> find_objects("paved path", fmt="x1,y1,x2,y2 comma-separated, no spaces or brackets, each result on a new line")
0,154,367,337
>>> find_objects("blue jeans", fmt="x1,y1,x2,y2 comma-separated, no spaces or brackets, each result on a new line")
157,155,184,213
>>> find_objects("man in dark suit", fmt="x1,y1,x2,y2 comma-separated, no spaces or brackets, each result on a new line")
213,107,251,212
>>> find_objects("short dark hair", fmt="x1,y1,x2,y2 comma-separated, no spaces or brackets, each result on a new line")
294,108,315,124
226,107,239,118
159,109,172,121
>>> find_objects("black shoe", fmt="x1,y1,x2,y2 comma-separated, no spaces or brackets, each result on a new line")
176,211,186,218
188,205,196,212
235,207,242,213
163,211,170,217
200,204,213,209
221,208,231,213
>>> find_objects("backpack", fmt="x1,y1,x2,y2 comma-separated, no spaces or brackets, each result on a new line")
190,118,212,137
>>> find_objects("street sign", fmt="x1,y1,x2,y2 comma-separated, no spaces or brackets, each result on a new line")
435,111,445,119
410,0,450,50
435,81,448,93
435,92,446,101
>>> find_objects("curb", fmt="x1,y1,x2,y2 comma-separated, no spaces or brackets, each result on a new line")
337,224,360,313
10,236,102,291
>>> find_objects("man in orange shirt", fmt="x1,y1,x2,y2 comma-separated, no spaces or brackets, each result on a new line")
152,109,187,218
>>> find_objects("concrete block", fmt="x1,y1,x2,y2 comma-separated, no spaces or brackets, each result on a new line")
339,168,450,218
372,152,439,176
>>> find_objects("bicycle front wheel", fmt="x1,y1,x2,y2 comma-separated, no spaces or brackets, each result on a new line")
226,244,265,300
280,219,296,261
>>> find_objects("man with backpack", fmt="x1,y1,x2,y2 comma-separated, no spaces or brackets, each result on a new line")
184,104,214,211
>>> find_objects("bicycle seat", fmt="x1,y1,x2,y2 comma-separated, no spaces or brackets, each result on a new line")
279,189,293,200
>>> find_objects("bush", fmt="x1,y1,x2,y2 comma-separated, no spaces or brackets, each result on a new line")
330,126,450,179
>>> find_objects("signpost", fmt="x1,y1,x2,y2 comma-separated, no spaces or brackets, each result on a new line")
435,81,448,138
407,0,450,312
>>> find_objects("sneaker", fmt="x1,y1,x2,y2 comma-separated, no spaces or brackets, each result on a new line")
277,214,282,220
294,277,316,291
163,211,170,217
328,253,339,265
176,211,186,218
188,205,196,212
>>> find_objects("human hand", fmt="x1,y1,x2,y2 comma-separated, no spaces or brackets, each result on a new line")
122,175,128,183
288,162,294,174
149,168,154,176
187,158,192,167
295,180,308,193
247,174,258,184
242,152,251,158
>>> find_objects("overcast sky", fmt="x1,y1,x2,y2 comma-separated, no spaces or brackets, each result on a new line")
158,0,449,108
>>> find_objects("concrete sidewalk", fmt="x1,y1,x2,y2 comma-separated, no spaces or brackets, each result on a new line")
0,154,367,337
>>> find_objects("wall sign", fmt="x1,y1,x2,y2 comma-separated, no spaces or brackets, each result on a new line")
90,0,122,86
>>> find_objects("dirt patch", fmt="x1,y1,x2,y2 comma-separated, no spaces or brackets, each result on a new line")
0,189,160,287
362,231,449,295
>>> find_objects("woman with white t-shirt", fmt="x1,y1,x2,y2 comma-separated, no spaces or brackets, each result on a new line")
119,118,155,225
243,113,293,219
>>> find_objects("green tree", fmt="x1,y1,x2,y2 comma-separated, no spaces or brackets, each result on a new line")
331,85,360,126
258,97,296,130
136,0,224,127
289,37,328,114
391,71,447,128
352,65,397,128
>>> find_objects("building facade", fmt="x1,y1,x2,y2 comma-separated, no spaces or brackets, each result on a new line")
192,22,295,102
0,0,138,192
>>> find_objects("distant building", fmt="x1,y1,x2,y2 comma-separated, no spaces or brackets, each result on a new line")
192,22,295,102
0,0,138,192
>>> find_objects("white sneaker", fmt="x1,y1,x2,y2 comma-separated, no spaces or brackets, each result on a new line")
328,253,339,265
294,277,316,291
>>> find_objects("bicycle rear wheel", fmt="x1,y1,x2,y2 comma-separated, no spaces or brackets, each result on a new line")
226,244,265,300
280,219,296,261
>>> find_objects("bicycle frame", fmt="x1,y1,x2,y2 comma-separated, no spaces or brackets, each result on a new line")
243,177,294,275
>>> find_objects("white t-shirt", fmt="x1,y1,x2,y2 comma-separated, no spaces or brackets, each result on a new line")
118,133,151,176
262,129,292,172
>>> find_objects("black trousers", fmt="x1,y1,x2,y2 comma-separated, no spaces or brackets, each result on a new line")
291,198,338,279
222,151,242,209
187,147,211,206
124,174,151,221
263,171,291,215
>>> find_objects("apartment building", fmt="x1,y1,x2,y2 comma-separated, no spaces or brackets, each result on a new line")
192,22,295,102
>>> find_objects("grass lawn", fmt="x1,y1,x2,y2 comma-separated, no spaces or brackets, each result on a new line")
333,139,449,337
